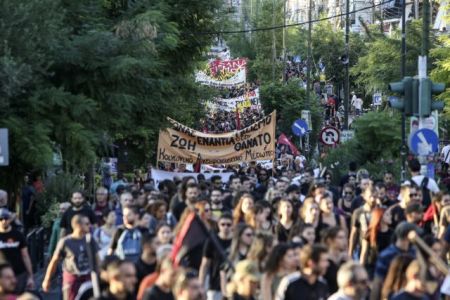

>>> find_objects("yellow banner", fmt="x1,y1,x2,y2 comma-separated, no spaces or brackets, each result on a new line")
157,111,276,165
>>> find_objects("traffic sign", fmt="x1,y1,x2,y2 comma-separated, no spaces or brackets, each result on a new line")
320,127,340,145
373,93,382,106
410,128,439,156
0,129,9,166
340,130,355,143
291,119,309,137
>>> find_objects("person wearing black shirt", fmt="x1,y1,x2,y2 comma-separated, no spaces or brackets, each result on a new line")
173,184,199,221
135,234,158,285
142,258,176,300
0,208,34,294
60,191,97,237
97,260,137,300
275,244,329,300
199,213,233,300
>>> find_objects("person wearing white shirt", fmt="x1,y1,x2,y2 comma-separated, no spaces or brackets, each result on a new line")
441,141,450,173
409,159,439,193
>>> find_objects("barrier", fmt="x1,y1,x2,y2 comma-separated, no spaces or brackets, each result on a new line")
26,227,45,272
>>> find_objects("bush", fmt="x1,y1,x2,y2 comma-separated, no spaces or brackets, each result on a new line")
37,173,82,228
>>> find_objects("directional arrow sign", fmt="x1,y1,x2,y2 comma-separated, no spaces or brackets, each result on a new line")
291,119,309,137
410,128,439,156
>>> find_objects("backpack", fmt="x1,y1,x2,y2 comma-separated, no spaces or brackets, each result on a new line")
420,177,432,208
115,228,142,262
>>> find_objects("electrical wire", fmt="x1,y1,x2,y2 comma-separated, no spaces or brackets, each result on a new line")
195,0,396,35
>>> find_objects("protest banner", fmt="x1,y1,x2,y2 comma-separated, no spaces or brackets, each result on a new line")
195,68,246,87
195,58,247,87
205,88,261,112
157,111,276,165
152,169,233,189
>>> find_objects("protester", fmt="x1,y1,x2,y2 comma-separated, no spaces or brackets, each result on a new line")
261,243,297,300
381,254,414,300
60,191,97,237
327,261,369,300
0,208,34,294
142,258,177,300
322,227,349,294
48,202,71,257
275,244,330,300
0,263,17,298
109,206,143,262
94,210,117,260
370,222,418,300
226,260,261,300
199,213,233,300
43,214,99,300
173,269,205,300
98,259,137,300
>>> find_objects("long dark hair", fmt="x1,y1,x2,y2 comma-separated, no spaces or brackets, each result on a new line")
381,254,414,300
264,243,293,275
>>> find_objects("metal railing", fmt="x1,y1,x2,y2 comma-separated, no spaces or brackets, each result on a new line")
26,227,45,272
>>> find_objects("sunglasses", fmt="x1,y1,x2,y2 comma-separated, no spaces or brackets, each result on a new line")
409,193,418,197
219,223,232,227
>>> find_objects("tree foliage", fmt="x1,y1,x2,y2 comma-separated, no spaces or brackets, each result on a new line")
260,80,323,153
351,20,438,96
322,112,402,179
0,0,222,189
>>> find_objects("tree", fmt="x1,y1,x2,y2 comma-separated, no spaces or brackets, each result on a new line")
0,0,223,191
322,112,402,180
260,79,323,154
351,20,437,96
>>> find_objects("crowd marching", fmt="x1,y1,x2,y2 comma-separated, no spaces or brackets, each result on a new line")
0,57,449,300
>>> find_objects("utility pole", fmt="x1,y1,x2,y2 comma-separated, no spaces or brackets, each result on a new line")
306,0,312,101
343,0,350,129
400,0,407,181
272,0,276,81
282,0,287,82
414,0,419,19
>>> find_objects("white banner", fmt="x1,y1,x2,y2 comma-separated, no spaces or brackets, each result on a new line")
195,68,246,87
206,88,261,112
151,169,234,189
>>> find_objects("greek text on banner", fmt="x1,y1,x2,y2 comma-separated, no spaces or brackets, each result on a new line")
157,111,276,165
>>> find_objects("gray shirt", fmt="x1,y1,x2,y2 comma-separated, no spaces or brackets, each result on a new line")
54,235,98,275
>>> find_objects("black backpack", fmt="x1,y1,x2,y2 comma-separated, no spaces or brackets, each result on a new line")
420,177,432,208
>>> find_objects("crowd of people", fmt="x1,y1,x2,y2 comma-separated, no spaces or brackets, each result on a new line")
0,155,449,300
199,109,264,133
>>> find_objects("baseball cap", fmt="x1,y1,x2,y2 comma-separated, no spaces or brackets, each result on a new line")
0,208,11,219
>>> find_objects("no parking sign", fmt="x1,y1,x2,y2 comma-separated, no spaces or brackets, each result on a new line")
320,127,340,146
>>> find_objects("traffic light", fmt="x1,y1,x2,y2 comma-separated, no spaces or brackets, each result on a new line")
388,76,414,116
417,78,445,117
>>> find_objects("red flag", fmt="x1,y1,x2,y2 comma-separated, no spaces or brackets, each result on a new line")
171,212,209,267
278,133,300,156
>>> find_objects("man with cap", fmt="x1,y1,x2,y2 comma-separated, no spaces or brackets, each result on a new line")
370,222,418,300
0,208,34,294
